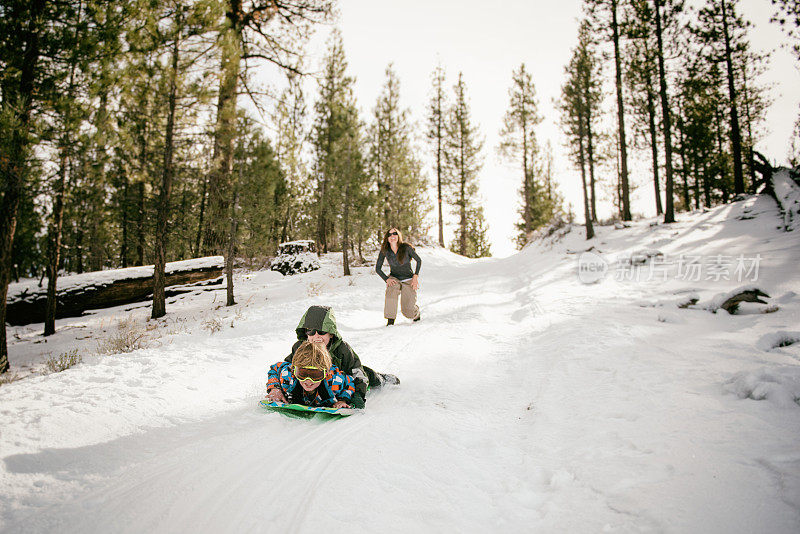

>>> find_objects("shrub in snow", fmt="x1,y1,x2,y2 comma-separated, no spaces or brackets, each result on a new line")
307,281,324,297
44,349,83,374
203,316,223,334
270,240,320,276
629,249,664,266
97,317,148,354
0,372,22,387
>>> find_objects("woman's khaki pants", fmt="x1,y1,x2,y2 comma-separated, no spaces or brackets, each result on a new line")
384,278,419,320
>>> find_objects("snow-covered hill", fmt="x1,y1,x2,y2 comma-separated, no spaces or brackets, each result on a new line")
1,193,799,533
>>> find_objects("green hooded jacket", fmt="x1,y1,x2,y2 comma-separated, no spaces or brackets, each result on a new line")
285,305,369,408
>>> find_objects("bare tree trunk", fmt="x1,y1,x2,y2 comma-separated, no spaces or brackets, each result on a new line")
437,135,445,247
120,171,129,267
89,205,102,271
654,0,676,223
152,20,181,319
720,0,745,195
741,72,757,190
226,187,238,307
586,106,598,222
714,107,729,203
195,172,207,256
75,225,85,273
280,203,290,244
136,181,145,265
45,153,69,336
342,181,351,276
316,176,327,254
522,122,531,233
612,0,632,221
579,115,594,240
692,146,701,210
646,86,663,215
676,108,691,210
459,144,467,256
702,159,712,207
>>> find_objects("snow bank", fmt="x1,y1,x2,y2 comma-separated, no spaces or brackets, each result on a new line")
724,366,800,408
756,331,800,351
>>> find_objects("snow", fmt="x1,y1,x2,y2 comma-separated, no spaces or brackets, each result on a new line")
278,239,316,247
2,194,800,532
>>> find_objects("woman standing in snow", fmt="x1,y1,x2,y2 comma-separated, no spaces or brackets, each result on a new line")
375,228,421,325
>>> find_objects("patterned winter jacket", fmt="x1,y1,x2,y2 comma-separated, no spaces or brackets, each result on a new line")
266,361,355,407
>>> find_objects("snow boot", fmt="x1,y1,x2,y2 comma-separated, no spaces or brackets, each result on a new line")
387,318,395,326
413,314,421,322
381,373,400,385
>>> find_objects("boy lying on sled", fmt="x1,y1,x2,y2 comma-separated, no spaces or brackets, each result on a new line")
266,341,355,409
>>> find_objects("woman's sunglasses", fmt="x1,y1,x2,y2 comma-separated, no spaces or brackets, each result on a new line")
294,365,326,384
388,231,398,236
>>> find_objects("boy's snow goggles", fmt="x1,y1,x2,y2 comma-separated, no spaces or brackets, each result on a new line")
294,365,326,383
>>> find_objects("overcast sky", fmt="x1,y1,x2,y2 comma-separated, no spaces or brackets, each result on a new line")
263,0,800,257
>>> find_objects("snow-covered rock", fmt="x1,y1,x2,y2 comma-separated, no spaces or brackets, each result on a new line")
773,168,800,231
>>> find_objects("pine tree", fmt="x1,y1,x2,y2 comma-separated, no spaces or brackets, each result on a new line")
690,0,768,201
627,0,664,215
205,0,330,304
585,0,633,221
575,22,603,224
311,30,369,274
720,0,745,194
770,0,800,61
426,63,448,248
152,1,186,319
498,63,543,241
677,56,726,208
312,30,350,254
43,0,107,335
692,0,750,196
559,21,598,240
368,63,429,237
236,119,286,259
275,70,310,243
445,73,490,257
333,107,367,276
651,0,681,222
1,0,77,372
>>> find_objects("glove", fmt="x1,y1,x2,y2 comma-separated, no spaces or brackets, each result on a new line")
351,392,365,409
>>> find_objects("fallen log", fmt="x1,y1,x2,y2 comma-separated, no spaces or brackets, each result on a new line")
6,257,224,326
